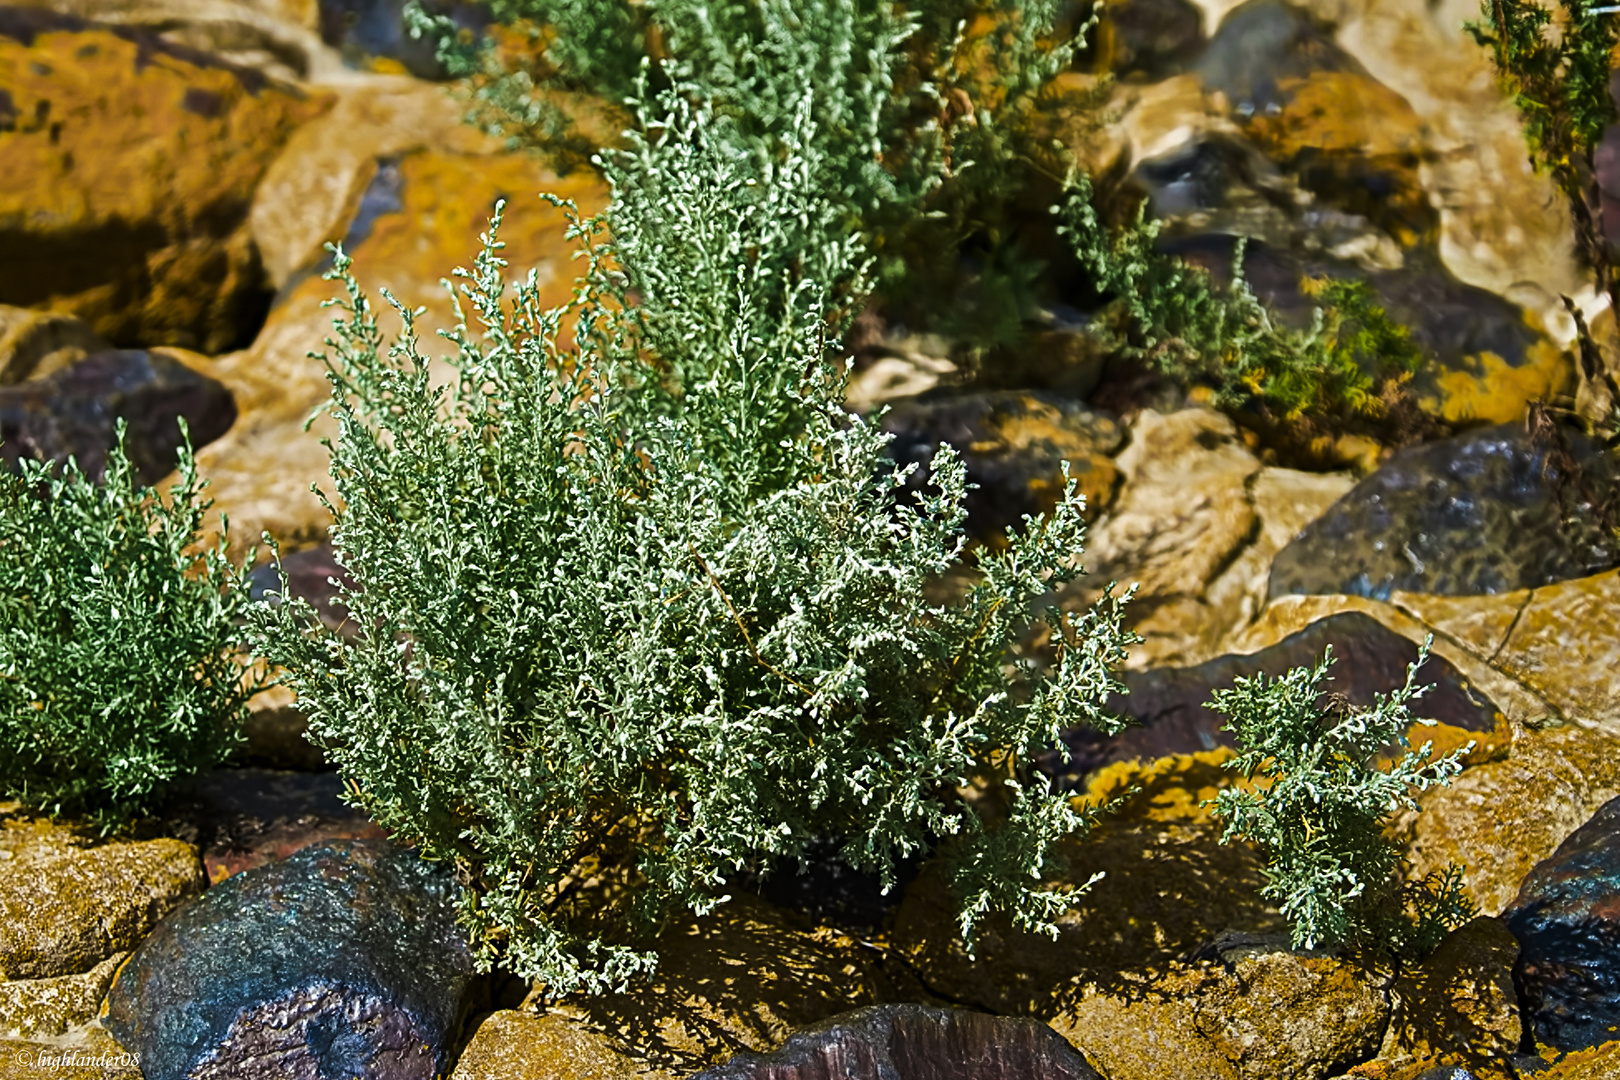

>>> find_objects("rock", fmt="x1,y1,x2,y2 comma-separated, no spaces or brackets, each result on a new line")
1505,796,1620,1054
0,951,125,1040
1094,0,1206,83
317,0,488,79
689,1003,1104,1080
3,0,349,84
891,751,1287,1016
1348,917,1520,1080
555,892,897,1075
0,306,110,385
103,838,476,1080
879,390,1124,542
0,806,204,980
0,1021,144,1079
1194,0,1364,119
843,333,963,414
198,144,609,559
1046,610,1504,780
156,769,385,883
1057,407,1354,669
0,7,330,351
0,348,237,484
1048,944,1389,1080
248,539,357,632
1268,423,1620,601
1518,1042,1620,1079
450,1009,677,1080
1399,724,1620,918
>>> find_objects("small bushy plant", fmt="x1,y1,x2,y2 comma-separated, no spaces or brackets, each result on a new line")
0,421,261,833
1203,639,1475,959
250,102,1138,997
1054,173,1426,426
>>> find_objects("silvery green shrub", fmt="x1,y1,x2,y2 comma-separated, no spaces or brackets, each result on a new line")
249,98,1138,996
0,421,260,833
1205,639,1475,958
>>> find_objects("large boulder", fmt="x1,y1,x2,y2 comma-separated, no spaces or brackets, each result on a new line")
0,6,331,351
103,838,477,1080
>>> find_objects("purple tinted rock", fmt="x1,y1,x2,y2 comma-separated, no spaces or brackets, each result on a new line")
689,1004,1102,1080
248,541,359,635
1505,796,1620,1053
1268,422,1620,600
1040,611,1500,783
0,350,236,484
103,839,474,1080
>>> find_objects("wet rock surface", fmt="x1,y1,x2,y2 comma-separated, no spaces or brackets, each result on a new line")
1268,422,1620,601
104,838,475,1080
688,1003,1104,1080
1505,796,1620,1054
0,349,236,483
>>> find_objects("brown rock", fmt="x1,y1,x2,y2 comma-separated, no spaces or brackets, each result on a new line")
1049,947,1389,1080
0,809,204,981
1531,1041,1620,1080
1483,570,1620,728
0,306,109,385
450,1009,676,1080
0,7,332,351
1346,917,1520,1080
0,952,126,1041
0,1020,142,1078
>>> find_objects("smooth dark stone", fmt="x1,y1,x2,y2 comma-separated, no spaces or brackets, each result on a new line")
689,1003,1102,1080
1268,422,1620,600
103,839,474,1080
1505,796,1620,1053
153,769,385,881
0,349,236,485
1039,611,1501,784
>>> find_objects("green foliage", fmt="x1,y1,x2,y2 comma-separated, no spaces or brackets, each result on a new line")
1203,639,1475,958
406,0,1103,349
0,422,261,833
1054,173,1425,423
250,107,1138,996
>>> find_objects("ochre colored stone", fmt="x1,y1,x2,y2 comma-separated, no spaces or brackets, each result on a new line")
1346,917,1520,1080
0,952,125,1040
0,1021,142,1078
0,810,204,981
1491,570,1620,727
0,9,332,350
0,305,108,385
450,1009,676,1080
1050,949,1389,1080
552,892,893,1076
1399,724,1620,917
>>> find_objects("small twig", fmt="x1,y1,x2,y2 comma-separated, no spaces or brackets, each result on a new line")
688,542,812,695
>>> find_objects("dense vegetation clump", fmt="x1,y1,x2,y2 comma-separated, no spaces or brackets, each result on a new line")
0,422,260,833
250,99,1139,996
1205,640,1475,958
